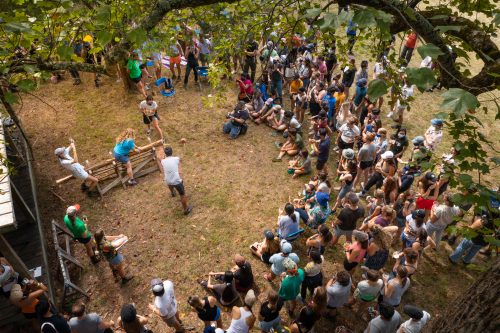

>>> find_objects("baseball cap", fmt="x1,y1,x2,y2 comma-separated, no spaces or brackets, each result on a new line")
403,304,424,320
431,118,443,126
244,289,256,307
371,108,381,115
54,147,65,155
66,204,80,216
412,209,426,219
425,172,437,182
412,136,424,145
353,230,369,242
342,148,355,160
281,241,292,254
316,191,330,207
264,230,274,240
357,78,367,86
150,278,163,292
381,151,394,160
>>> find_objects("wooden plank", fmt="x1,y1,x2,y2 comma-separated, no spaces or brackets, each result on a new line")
0,234,32,279
10,180,36,223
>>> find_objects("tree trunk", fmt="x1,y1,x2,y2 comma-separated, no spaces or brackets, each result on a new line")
429,259,500,333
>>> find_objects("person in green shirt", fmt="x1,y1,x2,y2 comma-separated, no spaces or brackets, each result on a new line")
64,205,99,264
278,258,305,316
127,52,147,98
273,128,302,162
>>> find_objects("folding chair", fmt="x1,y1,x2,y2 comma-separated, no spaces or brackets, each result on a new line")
154,77,175,97
197,66,209,89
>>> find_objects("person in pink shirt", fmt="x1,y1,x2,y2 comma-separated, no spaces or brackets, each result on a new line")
317,56,327,82
401,30,418,64
236,73,254,102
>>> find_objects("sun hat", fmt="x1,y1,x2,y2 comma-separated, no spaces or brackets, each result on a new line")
342,148,355,160
412,136,424,145
283,257,298,271
357,78,367,86
66,204,80,216
150,278,163,292
316,191,330,207
412,209,426,219
381,151,394,160
425,172,437,182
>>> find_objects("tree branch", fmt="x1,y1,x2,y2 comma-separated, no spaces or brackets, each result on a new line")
9,59,108,75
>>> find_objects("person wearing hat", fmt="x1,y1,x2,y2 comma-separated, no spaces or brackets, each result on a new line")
364,301,402,333
352,77,368,115
226,290,256,333
278,258,305,316
424,119,443,151
415,172,441,220
354,132,377,189
398,305,430,333
117,303,149,333
409,136,432,167
250,230,281,264
159,146,192,215
266,241,299,281
331,192,365,246
389,127,409,160
10,282,47,330
401,209,426,249
54,140,99,196
149,278,185,332
64,205,100,264
304,186,331,229
358,150,396,197
343,230,369,275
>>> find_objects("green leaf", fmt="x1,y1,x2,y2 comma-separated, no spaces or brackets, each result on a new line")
57,45,74,60
493,12,500,26
303,8,322,19
15,79,36,91
405,67,437,91
127,28,147,46
367,79,388,101
96,31,113,46
435,25,462,33
458,173,473,186
4,92,18,104
417,43,445,59
352,10,376,27
319,13,338,31
404,7,416,21
3,22,31,33
441,88,480,116
88,46,103,55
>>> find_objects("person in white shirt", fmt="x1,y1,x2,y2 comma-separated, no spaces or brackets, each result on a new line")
159,146,192,215
149,278,185,332
54,139,99,196
139,95,163,142
388,80,414,124
198,35,212,66
397,304,431,333
424,119,443,151
425,192,462,247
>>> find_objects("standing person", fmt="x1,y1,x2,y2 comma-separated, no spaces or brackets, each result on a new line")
278,258,305,317
343,230,369,276
337,117,360,155
54,140,99,196
113,128,141,186
168,41,184,80
325,271,352,317
184,43,199,87
425,193,462,248
199,34,212,66
149,278,186,333
139,95,164,142
331,192,365,246
354,132,377,189
160,146,193,215
346,20,357,54
300,248,323,301
10,282,48,331
117,304,149,333
356,60,369,82
400,30,418,64
226,290,256,333
424,119,444,151
342,58,357,100
243,37,259,82
127,52,147,98
352,78,368,115
37,300,71,333
398,305,431,333
289,74,303,111
401,209,426,249
94,229,134,285
187,295,223,329
353,270,383,314
64,205,99,264
258,289,284,333
381,266,410,307
364,302,402,333
310,128,331,171
270,63,284,105
69,303,114,333
236,73,254,102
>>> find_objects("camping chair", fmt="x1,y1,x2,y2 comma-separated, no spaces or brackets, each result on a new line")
284,228,305,242
154,77,175,97
196,66,209,89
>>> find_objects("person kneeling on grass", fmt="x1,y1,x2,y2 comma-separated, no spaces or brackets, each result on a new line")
273,128,304,162
113,128,141,186
55,141,99,197
94,229,133,285
223,101,249,139
159,146,192,215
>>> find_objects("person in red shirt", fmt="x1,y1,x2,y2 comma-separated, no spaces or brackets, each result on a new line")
401,31,418,64
236,73,254,102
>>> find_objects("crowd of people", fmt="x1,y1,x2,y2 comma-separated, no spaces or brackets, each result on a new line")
5,12,498,333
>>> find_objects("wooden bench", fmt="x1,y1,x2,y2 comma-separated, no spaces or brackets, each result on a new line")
56,140,163,198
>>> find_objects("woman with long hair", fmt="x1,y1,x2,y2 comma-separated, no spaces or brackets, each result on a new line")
63,205,99,264
333,159,358,211
358,151,396,197
258,289,283,333
343,230,369,275
250,230,281,264
392,247,419,278
300,248,324,301
277,203,300,240
306,224,332,255
364,225,390,271
205,271,239,307
416,172,441,220
382,176,399,204
361,205,396,231
381,266,410,307
393,190,416,241
187,295,223,329
94,229,133,285
117,303,149,333
113,128,141,186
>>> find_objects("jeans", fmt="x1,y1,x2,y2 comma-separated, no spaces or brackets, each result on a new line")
295,208,309,224
184,62,199,84
270,79,283,104
243,58,257,82
400,46,414,64
223,121,242,139
425,222,445,246
449,239,483,264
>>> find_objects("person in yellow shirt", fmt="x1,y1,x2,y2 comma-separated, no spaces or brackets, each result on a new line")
333,84,346,127
289,74,303,110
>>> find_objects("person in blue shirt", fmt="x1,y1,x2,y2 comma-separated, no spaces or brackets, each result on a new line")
352,78,368,114
346,21,357,54
322,87,337,125
113,128,141,186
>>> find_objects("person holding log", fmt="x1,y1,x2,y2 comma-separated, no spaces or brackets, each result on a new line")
54,139,99,197
113,128,141,186
64,204,100,264
159,146,192,215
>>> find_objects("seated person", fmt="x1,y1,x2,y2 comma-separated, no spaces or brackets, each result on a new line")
296,184,331,228
273,128,304,162
266,105,287,131
246,90,264,114
288,150,312,179
250,230,281,264
232,254,254,293
277,203,301,239
223,101,249,139
283,111,302,138
162,77,174,93
202,271,240,307
252,98,274,123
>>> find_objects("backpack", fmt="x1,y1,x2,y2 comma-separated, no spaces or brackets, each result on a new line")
41,322,59,333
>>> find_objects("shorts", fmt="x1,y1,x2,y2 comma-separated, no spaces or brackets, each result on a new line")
359,160,374,170
170,55,181,65
259,316,281,332
130,75,142,84
338,138,354,150
114,152,130,163
71,164,89,180
316,159,327,170
334,225,353,238
168,182,185,196
416,196,434,210
343,258,359,271
143,112,160,125
108,252,124,266
75,236,92,244
161,313,183,329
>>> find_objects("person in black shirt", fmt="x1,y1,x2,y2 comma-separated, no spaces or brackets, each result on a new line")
36,300,71,333
342,58,357,100
310,128,331,171
258,289,284,332
390,127,409,160
243,37,259,82
232,254,254,292
223,101,249,139
331,192,365,246
187,295,223,328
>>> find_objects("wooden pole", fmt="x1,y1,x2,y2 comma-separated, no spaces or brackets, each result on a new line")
0,234,32,279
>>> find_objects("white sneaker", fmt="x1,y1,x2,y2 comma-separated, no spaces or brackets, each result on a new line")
387,112,393,118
